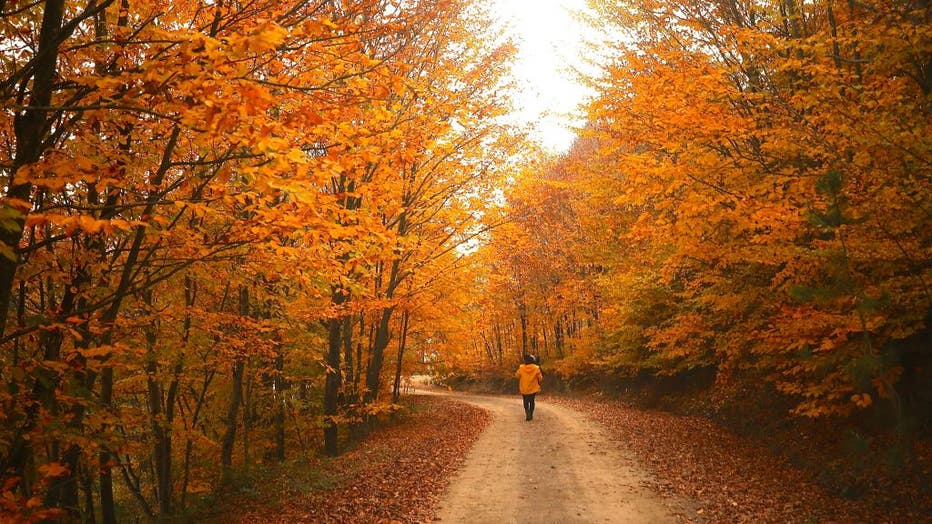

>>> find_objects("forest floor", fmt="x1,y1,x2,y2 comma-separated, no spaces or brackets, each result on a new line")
551,396,931,523
204,395,490,523
206,390,930,523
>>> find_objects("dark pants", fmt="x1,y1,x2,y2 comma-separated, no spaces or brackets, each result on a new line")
522,393,537,419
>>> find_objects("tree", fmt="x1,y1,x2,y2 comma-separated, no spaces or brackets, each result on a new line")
1,0,517,519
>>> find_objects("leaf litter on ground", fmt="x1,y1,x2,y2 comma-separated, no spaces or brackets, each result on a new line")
211,395,489,523
549,396,930,524
208,392,928,524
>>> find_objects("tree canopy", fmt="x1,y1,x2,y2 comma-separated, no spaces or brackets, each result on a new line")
1,0,929,521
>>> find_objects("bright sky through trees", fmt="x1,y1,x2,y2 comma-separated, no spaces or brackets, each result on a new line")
490,0,595,152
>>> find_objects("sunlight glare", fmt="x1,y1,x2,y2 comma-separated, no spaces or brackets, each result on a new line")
490,0,597,153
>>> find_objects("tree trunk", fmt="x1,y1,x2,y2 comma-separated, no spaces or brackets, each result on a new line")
342,316,354,403
45,445,82,520
323,286,347,457
365,306,394,404
0,0,65,334
273,349,286,462
220,286,249,480
391,310,410,403
356,314,368,395
242,368,254,473
179,367,214,510
38,287,81,518
80,461,96,524
365,256,405,406
519,303,528,356
143,288,173,518
554,318,565,358
531,322,539,353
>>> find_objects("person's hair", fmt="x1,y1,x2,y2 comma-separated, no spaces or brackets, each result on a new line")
523,354,535,364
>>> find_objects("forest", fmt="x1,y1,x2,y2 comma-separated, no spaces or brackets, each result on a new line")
1,0,930,521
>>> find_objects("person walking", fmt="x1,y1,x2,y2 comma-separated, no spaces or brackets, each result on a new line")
515,354,543,421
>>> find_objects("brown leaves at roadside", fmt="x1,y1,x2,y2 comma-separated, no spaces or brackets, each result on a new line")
225,395,489,523
553,397,929,524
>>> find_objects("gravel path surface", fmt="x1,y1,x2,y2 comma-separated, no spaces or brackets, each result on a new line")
431,390,697,523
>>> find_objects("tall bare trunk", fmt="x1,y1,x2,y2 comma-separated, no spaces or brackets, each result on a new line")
323,286,347,456
391,311,410,403
519,303,528,356
272,349,286,462
342,316,354,402
143,289,173,518
220,286,249,480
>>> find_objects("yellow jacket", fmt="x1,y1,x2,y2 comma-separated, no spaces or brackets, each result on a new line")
515,364,542,395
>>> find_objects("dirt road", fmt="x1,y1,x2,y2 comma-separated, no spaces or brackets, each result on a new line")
432,391,695,523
